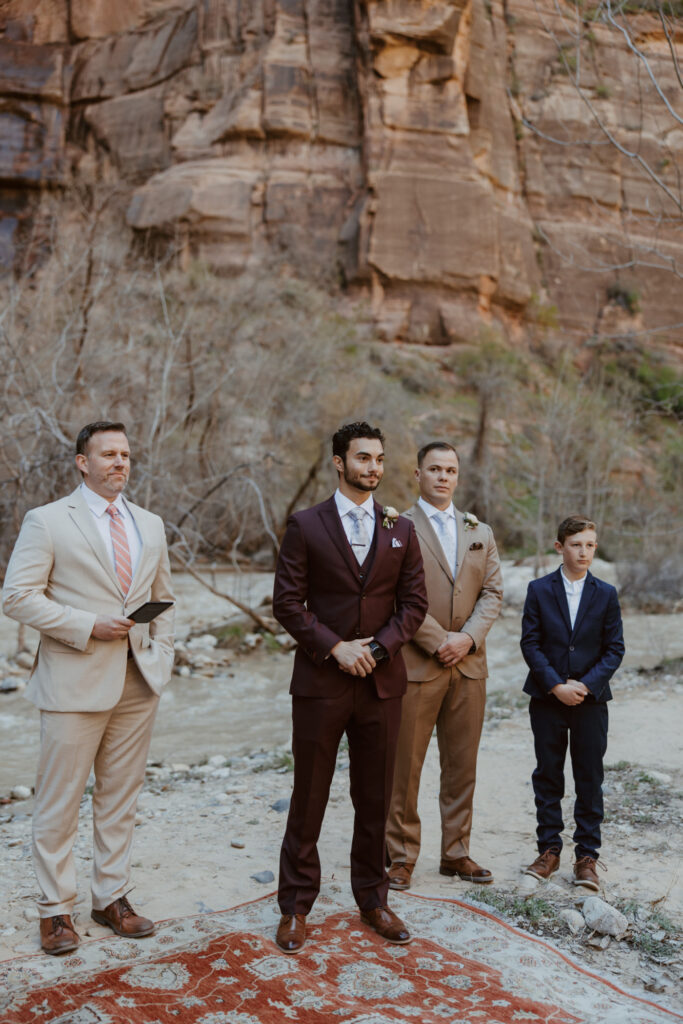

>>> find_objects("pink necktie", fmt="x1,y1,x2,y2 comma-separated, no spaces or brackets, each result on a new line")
106,504,133,595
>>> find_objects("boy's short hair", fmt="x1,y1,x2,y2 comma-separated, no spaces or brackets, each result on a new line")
557,515,597,544
417,441,458,466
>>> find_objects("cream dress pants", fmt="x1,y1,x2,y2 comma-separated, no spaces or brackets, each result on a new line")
32,660,159,918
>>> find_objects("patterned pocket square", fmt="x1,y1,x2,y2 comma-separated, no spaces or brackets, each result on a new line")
392,538,403,548
469,541,484,550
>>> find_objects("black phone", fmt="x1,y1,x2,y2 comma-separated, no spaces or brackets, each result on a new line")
128,601,174,623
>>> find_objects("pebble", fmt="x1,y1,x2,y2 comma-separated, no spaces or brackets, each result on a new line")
208,755,228,768
643,972,669,993
23,907,39,921
519,875,539,894
587,933,612,949
559,909,585,935
646,770,671,785
270,798,290,813
231,840,245,849
0,678,20,692
178,666,191,677
250,870,274,884
15,652,35,670
187,634,218,650
11,786,31,801
582,897,629,937
171,764,191,773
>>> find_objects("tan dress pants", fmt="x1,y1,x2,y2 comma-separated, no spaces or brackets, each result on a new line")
386,664,486,866
32,660,159,918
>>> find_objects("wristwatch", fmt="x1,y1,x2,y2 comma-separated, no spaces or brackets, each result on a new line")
368,640,388,662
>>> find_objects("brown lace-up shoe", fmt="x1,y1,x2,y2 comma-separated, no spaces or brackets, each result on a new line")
525,848,561,881
40,914,80,955
91,894,154,937
573,856,601,891
360,906,411,944
276,914,307,954
388,863,414,891
439,856,494,883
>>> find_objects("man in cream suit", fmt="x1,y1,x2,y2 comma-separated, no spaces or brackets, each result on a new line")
386,442,502,889
2,421,174,954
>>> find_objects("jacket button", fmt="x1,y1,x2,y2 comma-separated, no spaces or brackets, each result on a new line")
569,645,575,651
361,595,366,600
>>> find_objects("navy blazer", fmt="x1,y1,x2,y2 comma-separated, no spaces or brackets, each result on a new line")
520,567,624,702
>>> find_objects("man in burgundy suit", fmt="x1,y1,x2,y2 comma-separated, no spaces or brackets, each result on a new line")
273,422,428,953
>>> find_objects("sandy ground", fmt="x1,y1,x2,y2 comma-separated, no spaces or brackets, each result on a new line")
1,564,682,1007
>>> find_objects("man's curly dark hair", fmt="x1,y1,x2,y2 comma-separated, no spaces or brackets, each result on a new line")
332,422,385,462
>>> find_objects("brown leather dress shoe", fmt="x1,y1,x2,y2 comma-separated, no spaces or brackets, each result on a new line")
573,856,600,891
388,863,414,891
275,914,306,954
40,914,80,955
439,856,494,883
91,895,154,937
525,848,561,881
360,906,411,944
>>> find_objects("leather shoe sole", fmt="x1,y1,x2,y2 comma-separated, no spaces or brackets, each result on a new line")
388,865,413,891
91,909,155,937
439,864,494,884
360,909,411,944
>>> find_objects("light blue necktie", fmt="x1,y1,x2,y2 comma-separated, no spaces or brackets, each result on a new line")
348,508,370,565
434,511,456,573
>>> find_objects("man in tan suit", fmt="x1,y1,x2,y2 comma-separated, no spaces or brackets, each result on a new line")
386,442,502,889
2,421,175,954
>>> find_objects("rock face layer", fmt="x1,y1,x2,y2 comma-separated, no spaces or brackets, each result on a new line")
0,0,680,347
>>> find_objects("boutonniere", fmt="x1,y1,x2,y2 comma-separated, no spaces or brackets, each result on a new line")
463,512,479,530
382,506,399,529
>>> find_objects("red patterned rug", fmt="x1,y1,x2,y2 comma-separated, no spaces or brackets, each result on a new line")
1,889,680,1024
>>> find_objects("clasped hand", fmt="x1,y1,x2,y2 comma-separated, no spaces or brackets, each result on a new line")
551,679,590,706
331,638,376,677
437,631,472,666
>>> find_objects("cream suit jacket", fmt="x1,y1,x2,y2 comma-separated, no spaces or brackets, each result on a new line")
401,504,503,681
2,487,175,711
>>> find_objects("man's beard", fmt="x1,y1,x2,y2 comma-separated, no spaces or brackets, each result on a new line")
343,468,380,492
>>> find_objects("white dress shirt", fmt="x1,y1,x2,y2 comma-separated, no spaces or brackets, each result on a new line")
560,566,586,629
418,496,458,571
81,483,142,577
334,489,376,553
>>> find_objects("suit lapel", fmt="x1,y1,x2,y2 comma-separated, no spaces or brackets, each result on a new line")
123,498,148,595
66,487,123,595
411,504,454,583
550,568,572,634
453,508,467,585
365,501,390,586
571,572,596,637
318,496,361,581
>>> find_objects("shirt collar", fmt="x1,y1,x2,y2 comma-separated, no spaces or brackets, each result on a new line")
561,565,587,591
334,489,375,519
418,496,455,520
81,482,127,518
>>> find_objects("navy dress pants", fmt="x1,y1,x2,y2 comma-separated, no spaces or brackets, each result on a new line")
529,697,608,860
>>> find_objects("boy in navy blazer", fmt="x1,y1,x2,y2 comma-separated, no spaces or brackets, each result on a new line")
520,515,624,890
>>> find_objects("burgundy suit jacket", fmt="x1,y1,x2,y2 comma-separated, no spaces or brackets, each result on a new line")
273,496,428,699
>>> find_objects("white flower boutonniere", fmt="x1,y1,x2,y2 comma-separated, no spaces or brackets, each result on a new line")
463,512,479,531
382,506,399,529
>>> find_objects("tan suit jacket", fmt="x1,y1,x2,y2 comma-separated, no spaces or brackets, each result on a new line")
402,503,503,681
2,487,175,711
